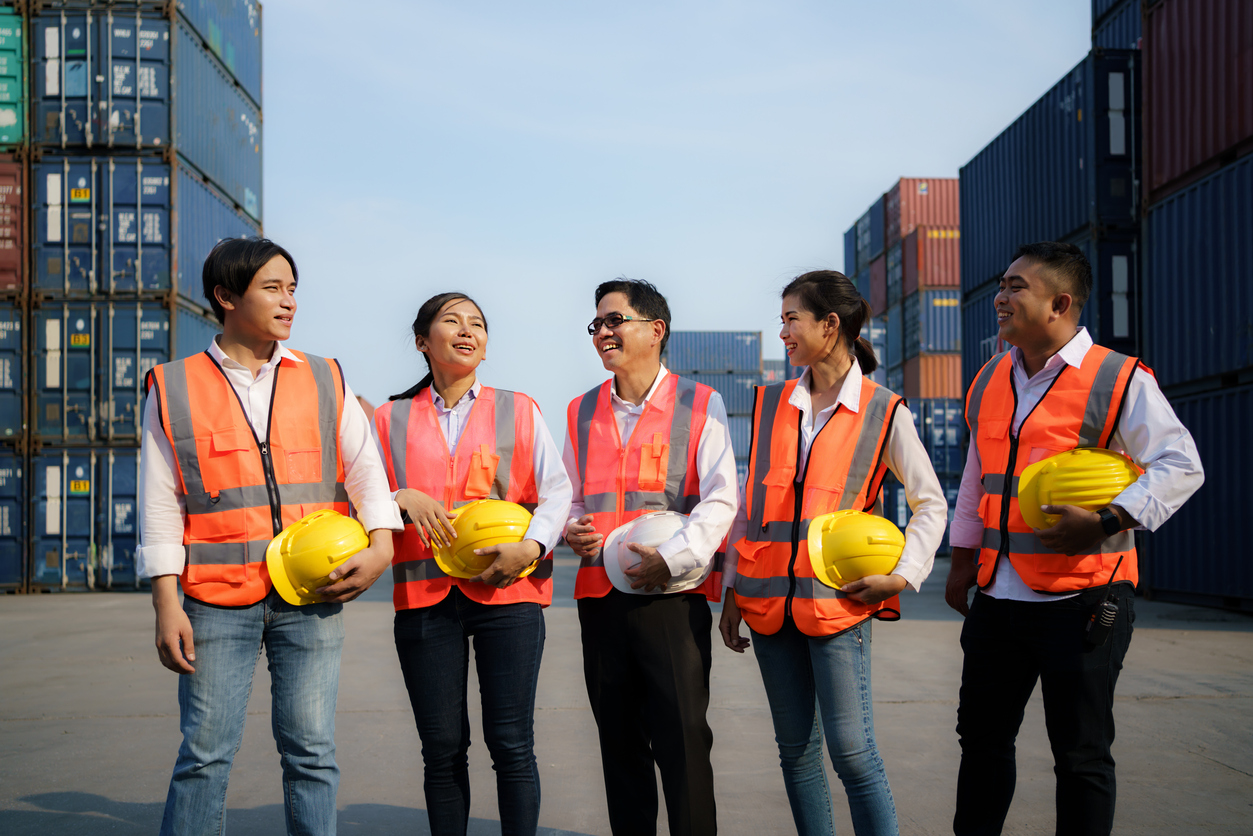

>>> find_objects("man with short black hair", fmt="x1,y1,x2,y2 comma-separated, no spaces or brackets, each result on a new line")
945,243,1204,836
563,278,737,836
140,237,402,836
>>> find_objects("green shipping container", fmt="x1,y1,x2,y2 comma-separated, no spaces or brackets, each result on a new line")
0,11,23,145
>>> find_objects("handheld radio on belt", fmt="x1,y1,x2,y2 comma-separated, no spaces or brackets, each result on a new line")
1084,555,1126,649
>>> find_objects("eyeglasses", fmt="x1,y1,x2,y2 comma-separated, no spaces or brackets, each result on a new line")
586,314,657,335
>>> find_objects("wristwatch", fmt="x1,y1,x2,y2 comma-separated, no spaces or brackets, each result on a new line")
1097,508,1122,537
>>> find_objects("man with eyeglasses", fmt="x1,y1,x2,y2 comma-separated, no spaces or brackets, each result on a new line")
562,279,738,836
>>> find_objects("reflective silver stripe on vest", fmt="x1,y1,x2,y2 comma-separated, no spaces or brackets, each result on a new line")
980,473,1018,498
747,384,785,535
734,575,848,600
838,385,896,512
187,539,270,566
663,377,697,508
965,352,1008,439
754,518,810,544
1078,351,1131,448
161,359,207,498
493,389,517,499
582,490,700,515
389,397,412,490
184,482,350,515
303,354,342,505
394,555,556,584
980,527,1134,556
575,386,600,485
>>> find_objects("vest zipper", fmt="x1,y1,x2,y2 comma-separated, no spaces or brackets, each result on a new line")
259,440,283,536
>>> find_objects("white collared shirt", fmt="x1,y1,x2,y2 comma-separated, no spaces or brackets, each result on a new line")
377,378,573,555
136,338,404,578
561,366,740,578
949,327,1205,602
721,361,948,593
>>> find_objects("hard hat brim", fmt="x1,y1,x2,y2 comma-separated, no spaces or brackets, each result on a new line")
806,509,903,590
1017,457,1057,531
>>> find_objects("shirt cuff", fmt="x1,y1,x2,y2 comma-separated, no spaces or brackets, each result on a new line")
656,536,702,577
524,520,560,555
892,565,925,594
357,499,405,533
1111,484,1162,532
137,545,187,579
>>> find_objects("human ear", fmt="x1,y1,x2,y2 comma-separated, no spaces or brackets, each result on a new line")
1052,293,1073,321
213,285,237,313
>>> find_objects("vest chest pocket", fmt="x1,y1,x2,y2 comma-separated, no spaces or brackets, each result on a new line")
203,427,257,489
638,433,670,492
285,449,323,484
465,444,501,499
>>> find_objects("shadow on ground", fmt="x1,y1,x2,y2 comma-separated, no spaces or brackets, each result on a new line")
4,793,596,836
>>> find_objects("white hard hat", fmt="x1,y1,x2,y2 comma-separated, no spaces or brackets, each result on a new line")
602,511,712,595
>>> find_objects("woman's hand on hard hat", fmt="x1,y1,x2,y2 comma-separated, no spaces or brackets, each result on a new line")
471,539,544,588
623,543,672,592
719,595,750,653
1036,504,1134,555
153,575,196,674
841,573,908,605
565,514,604,559
318,529,396,603
396,489,457,549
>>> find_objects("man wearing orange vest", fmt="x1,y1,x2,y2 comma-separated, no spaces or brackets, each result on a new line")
945,243,1204,836
138,238,402,836
563,279,738,836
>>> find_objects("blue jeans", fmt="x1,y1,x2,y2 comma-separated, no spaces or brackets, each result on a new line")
160,589,345,836
394,587,546,836
750,619,898,836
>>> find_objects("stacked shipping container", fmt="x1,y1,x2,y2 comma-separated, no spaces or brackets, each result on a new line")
2,2,262,592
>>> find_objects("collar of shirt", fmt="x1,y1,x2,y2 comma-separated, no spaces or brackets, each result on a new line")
789,361,864,424
208,337,302,381
431,379,482,414
609,366,669,415
1010,327,1092,385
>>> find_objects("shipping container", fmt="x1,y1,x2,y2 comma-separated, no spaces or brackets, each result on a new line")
1141,382,1253,609
883,302,902,372
869,254,886,316
175,301,220,359
843,225,857,275
32,13,263,220
665,331,761,374
735,457,749,489
1092,0,1142,49
0,300,21,440
727,415,751,458
0,153,26,292
33,300,97,442
961,280,1003,388
886,365,903,395
0,9,25,146
1063,226,1137,360
0,447,22,588
101,300,170,440
174,164,262,302
886,242,903,307
960,49,1140,293
886,178,959,250
1143,156,1251,388
683,372,760,416
904,353,961,400
99,446,141,589
903,226,960,296
762,358,788,384
861,317,887,387
904,289,962,358
912,398,966,475
1144,0,1253,205
882,473,960,554
855,195,886,269
31,448,97,589
855,265,870,304
177,0,262,108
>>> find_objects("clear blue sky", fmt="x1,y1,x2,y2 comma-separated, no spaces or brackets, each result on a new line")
262,0,1093,437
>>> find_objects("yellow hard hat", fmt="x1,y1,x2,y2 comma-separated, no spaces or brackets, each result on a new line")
807,510,905,590
1018,448,1141,530
433,500,536,580
266,509,370,605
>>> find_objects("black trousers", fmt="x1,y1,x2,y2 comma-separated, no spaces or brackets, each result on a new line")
578,590,717,836
954,584,1135,836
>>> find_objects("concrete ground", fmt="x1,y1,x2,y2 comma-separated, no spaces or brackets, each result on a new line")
2,549,1252,835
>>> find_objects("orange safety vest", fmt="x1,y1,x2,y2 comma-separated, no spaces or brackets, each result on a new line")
966,345,1142,593
147,350,348,606
734,377,903,637
375,386,551,611
567,373,724,601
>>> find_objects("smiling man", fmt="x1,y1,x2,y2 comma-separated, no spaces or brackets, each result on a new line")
945,242,1204,836
139,237,402,836
562,279,737,836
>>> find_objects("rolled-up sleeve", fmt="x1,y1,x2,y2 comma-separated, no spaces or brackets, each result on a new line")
136,388,189,578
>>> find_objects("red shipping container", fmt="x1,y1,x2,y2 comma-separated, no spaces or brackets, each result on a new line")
886,178,960,250
1144,0,1253,205
869,254,887,316
0,156,25,293
903,226,961,296
903,354,962,400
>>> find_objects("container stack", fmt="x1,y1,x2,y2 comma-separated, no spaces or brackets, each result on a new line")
1092,0,1141,50
881,398,965,554
2,1,264,593
664,331,762,487
1137,0,1252,610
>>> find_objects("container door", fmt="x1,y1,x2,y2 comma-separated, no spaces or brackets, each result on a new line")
34,303,96,441
0,11,25,145
0,302,21,441
34,159,99,292
101,448,140,589
101,15,170,149
32,450,96,589
107,158,172,291
105,301,169,439
0,450,22,587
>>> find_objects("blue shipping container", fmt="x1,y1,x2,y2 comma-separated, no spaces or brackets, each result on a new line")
868,195,885,264
844,225,857,276
666,332,761,373
886,365,903,395
0,302,21,440
31,449,97,589
1143,156,1253,389
735,457,749,489
177,0,262,108
684,372,761,416
912,398,966,475
960,49,1140,293
175,303,221,360
862,317,887,386
100,447,141,589
102,301,170,440
884,303,902,372
1064,227,1135,360
886,242,903,307
727,415,751,458
883,473,961,554
176,165,260,302
905,289,962,358
0,449,22,587
855,209,872,272
1142,383,1253,606
855,266,870,303
1093,0,1141,49
961,280,1002,388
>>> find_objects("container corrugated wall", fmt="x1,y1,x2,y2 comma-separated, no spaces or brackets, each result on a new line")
1142,383,1253,607
862,318,887,387
855,265,870,303
1143,155,1253,388
665,332,761,374
30,448,98,590
886,243,903,308
0,154,26,291
904,289,961,357
903,227,960,296
175,165,260,302
886,178,959,249
683,373,760,416
882,473,960,554
0,448,22,587
0,301,20,441
883,303,902,373
0,10,25,146
869,254,886,316
175,301,221,359
1093,0,1141,49
176,0,263,108
99,447,140,589
961,281,1003,387
913,398,966,475
1144,0,1253,205
843,226,857,275
1062,227,1134,358
904,353,961,399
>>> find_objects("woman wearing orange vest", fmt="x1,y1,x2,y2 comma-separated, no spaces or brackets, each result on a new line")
372,292,572,836
719,271,948,836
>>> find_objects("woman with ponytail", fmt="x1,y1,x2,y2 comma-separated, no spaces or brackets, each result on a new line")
372,292,572,836
718,270,948,836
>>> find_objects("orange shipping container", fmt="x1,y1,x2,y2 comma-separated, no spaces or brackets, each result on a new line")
904,354,962,400
0,156,26,292
869,255,887,316
886,178,960,250
903,227,961,296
